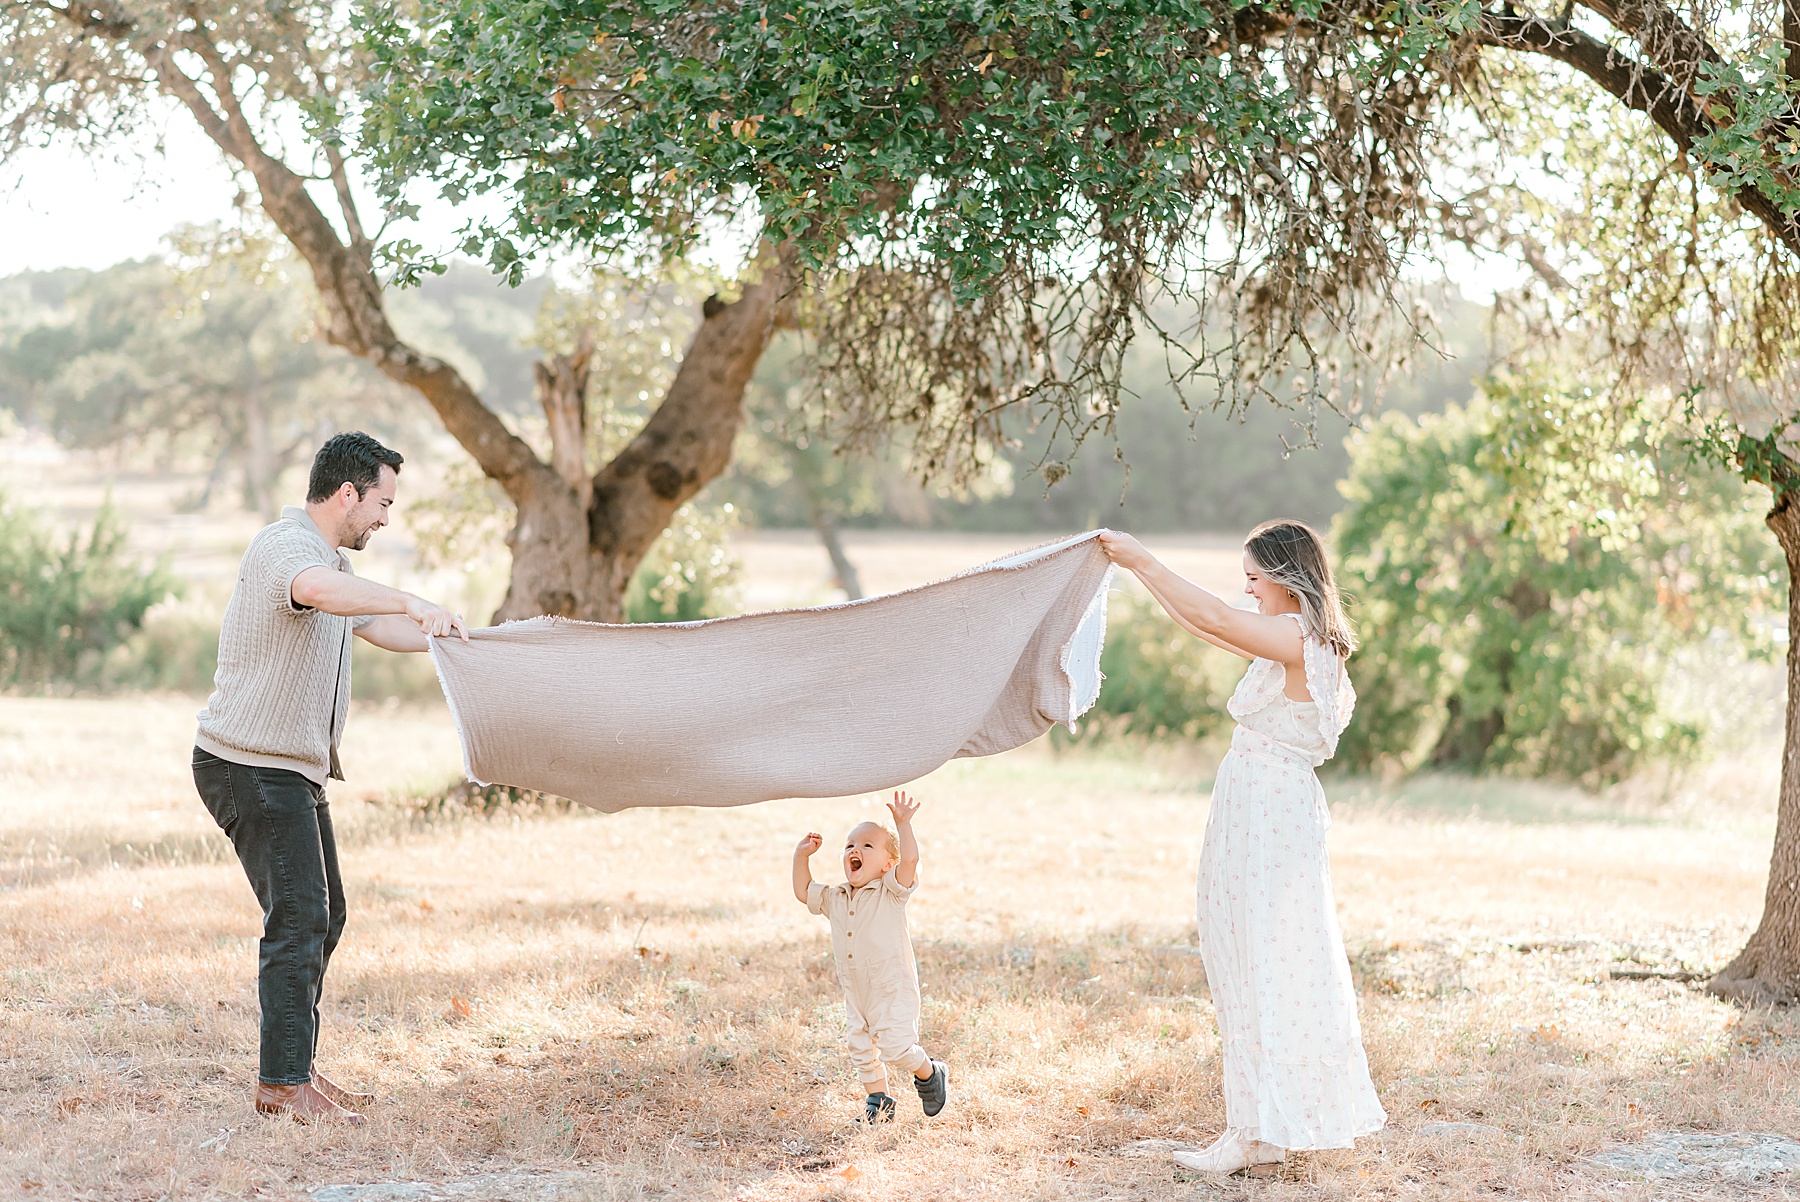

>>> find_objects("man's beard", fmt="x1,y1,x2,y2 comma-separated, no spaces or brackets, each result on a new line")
347,522,376,551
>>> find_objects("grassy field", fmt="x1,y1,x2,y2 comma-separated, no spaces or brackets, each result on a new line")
3,689,1796,1201
7,438,1799,1198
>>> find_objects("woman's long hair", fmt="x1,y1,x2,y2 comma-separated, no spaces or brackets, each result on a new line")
1244,519,1356,658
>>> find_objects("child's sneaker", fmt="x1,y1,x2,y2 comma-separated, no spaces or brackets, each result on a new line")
862,1092,896,1124
914,1061,948,1116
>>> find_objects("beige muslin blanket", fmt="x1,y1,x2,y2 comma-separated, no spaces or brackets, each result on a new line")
428,532,1113,811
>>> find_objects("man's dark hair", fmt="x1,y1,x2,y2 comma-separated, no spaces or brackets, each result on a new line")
307,432,404,503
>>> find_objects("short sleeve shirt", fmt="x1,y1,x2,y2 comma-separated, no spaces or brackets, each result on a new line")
194,506,374,783
807,869,918,994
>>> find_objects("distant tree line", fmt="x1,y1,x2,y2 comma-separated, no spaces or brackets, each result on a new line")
0,243,1487,536
0,236,547,519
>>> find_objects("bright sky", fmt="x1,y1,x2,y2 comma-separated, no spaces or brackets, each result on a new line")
0,110,488,276
1,127,241,274
0,108,1517,300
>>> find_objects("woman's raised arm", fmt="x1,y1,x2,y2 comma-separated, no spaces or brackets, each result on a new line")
1096,531,1304,665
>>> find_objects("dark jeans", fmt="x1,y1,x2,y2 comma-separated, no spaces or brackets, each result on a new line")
192,747,345,1085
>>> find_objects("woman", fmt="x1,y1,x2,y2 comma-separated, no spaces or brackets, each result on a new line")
1098,520,1385,1173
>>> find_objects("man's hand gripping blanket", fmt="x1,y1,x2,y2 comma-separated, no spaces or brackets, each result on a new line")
428,532,1114,811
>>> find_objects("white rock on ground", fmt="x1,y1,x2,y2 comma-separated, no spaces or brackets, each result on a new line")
309,1171,592,1202
1588,1133,1800,1181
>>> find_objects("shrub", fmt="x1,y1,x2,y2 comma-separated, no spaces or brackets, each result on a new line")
624,501,743,623
351,637,452,704
0,492,178,687
1332,376,1780,785
96,595,448,703
1077,591,1232,740
102,598,220,693
381,778,576,819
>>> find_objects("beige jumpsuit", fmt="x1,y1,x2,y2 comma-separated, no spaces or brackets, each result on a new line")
808,869,929,1087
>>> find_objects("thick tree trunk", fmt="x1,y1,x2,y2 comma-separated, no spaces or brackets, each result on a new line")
1708,497,1800,1004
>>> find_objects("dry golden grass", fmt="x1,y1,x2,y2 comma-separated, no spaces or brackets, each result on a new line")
4,693,1799,1202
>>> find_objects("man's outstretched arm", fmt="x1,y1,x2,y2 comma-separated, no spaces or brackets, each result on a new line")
291,567,468,651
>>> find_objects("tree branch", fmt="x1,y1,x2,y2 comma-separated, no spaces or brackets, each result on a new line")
537,337,594,509
588,243,795,566
1576,0,1723,86
137,31,550,495
1478,10,1800,257
324,141,373,273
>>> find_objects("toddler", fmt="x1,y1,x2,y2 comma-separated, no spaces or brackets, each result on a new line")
793,791,949,1124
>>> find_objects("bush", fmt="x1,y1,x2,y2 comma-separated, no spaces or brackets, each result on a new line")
102,598,220,693
1332,376,1781,785
1076,591,1232,740
351,637,452,704
380,778,577,819
0,492,178,687
625,501,743,623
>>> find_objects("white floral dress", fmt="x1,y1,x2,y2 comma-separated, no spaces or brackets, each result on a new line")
1197,612,1386,1149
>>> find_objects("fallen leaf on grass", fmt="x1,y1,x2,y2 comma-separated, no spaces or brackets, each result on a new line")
419,899,434,913
835,1164,862,1183
447,996,473,1020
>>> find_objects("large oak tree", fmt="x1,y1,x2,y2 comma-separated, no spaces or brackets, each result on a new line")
363,0,1800,1003
2,0,1423,625
17,0,1800,998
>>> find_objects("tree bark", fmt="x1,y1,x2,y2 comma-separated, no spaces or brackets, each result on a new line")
537,342,593,509
1787,0,1800,81
1708,497,1800,1004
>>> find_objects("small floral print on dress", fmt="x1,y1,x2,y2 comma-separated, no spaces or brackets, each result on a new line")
1195,641,1386,1149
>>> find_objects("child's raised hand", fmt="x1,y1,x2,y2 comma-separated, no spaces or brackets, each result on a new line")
795,831,823,856
887,791,921,825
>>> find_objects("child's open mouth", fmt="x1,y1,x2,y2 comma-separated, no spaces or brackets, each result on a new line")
848,854,863,873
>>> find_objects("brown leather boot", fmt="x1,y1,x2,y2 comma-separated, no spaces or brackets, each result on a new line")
254,1080,366,1125
311,1069,374,1112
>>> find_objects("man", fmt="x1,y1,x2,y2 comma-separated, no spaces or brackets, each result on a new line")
192,431,468,1124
